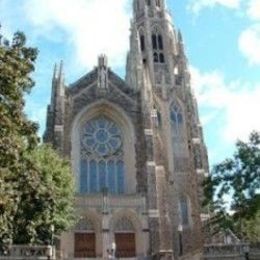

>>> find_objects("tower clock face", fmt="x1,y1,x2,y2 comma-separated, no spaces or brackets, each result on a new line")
82,117,122,157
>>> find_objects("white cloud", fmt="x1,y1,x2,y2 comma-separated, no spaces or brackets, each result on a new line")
188,0,241,14
238,24,260,65
190,66,260,142
22,0,131,69
247,0,260,21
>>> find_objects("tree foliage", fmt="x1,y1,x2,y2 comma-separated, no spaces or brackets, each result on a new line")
204,131,260,241
0,28,74,248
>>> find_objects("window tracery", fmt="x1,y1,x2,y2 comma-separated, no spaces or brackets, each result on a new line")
170,101,189,172
75,218,95,231
80,116,125,194
152,29,165,63
170,102,183,135
114,217,135,232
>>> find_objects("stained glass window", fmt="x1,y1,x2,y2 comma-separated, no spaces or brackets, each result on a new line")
180,197,189,226
80,116,125,194
170,102,183,135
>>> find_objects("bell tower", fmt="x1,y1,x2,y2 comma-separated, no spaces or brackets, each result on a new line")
129,0,180,93
126,0,209,259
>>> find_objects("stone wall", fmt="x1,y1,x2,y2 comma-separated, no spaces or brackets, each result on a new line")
203,243,260,260
0,245,55,260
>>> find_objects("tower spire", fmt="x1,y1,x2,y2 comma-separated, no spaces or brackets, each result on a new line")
58,60,64,85
52,63,58,81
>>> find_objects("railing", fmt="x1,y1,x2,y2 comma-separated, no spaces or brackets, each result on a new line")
76,194,146,213
0,245,55,259
204,243,248,259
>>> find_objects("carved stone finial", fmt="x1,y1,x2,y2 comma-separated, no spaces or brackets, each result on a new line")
98,54,108,89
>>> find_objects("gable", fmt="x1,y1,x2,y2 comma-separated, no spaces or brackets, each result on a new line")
67,68,137,100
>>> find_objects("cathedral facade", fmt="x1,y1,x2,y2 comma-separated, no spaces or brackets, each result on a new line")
44,0,209,259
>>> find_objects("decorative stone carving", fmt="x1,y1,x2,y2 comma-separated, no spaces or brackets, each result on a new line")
98,55,108,89
75,218,95,231
114,217,135,232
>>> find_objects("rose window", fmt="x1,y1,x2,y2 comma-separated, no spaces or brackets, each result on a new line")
82,117,122,157
80,116,125,194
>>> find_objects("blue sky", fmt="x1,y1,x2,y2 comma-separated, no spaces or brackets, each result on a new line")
1,0,260,167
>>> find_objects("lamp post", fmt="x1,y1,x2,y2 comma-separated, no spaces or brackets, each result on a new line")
47,225,55,260
244,244,249,260
51,225,55,246
178,224,183,257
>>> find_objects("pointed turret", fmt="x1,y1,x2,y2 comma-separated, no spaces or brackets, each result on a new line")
57,60,65,96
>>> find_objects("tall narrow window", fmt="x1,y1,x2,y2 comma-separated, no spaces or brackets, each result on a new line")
170,101,189,172
152,31,164,63
159,53,165,63
158,35,163,50
80,116,125,194
180,197,189,226
153,52,159,63
152,34,157,50
170,102,183,135
140,35,145,51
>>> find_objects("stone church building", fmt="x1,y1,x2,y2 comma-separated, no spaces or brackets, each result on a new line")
44,0,209,259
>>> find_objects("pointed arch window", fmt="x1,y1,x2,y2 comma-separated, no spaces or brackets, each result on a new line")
152,30,165,63
80,116,125,194
170,102,183,135
170,101,189,172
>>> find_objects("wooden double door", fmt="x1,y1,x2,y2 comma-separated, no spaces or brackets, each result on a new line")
115,233,136,258
74,233,96,258
74,232,136,258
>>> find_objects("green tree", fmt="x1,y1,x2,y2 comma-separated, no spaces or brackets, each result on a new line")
0,28,39,248
204,131,260,241
0,29,74,248
14,145,75,244
241,210,260,242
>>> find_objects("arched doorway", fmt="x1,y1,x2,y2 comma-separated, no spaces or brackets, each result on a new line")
114,217,136,258
74,218,96,258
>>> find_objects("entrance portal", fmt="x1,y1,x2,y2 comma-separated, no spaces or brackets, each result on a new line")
74,233,96,258
115,233,136,258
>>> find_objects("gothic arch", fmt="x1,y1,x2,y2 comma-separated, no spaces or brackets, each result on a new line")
169,98,187,135
76,211,102,232
151,24,163,35
110,209,142,232
71,100,137,194
74,211,103,257
167,98,190,174
151,25,165,63
110,209,145,257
